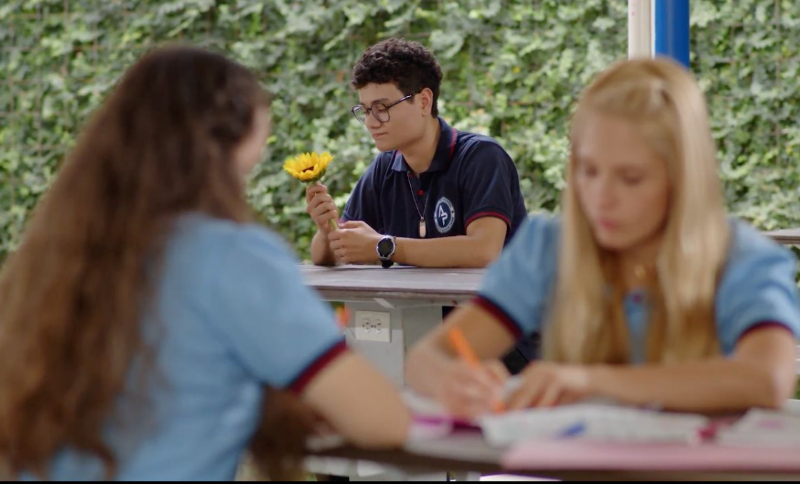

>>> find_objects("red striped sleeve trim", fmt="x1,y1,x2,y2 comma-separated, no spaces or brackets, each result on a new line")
473,295,523,339
737,321,794,343
288,340,349,395
465,211,511,228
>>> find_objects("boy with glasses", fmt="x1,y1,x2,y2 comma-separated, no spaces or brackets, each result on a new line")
307,38,527,269
305,38,534,371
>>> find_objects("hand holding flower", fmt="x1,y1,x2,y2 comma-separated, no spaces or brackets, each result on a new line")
284,151,338,231
306,184,338,234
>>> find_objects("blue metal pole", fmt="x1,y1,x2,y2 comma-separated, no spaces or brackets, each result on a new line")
654,0,690,68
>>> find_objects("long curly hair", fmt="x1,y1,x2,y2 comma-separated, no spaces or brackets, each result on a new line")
0,45,312,480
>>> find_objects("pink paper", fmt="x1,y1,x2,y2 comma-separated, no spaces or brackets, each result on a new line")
502,441,800,471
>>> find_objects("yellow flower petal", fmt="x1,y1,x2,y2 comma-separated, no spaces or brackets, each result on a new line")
283,151,334,183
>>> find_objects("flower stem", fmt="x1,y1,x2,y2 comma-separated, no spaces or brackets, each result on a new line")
309,181,339,231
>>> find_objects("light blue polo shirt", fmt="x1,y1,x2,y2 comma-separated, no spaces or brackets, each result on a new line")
27,213,346,481
477,215,800,361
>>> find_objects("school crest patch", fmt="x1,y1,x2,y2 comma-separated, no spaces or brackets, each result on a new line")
434,197,456,234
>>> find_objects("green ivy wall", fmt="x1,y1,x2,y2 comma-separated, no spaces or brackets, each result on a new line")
1,0,799,262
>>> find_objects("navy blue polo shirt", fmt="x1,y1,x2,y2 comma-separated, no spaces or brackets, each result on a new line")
342,118,527,243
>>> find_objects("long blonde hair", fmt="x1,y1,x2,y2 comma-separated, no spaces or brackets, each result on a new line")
545,58,730,365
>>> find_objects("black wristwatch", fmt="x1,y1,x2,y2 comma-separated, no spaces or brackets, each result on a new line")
376,235,396,269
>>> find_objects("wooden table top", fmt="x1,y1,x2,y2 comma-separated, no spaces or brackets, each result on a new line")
766,228,800,246
298,227,800,302
309,430,800,481
298,264,484,303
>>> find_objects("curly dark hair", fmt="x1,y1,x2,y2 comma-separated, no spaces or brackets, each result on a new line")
351,38,444,117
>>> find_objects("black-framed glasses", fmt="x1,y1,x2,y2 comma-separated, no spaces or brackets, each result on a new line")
351,93,414,124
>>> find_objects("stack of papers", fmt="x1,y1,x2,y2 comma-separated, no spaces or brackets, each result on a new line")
404,390,710,446
716,408,800,447
403,391,478,441
404,387,800,451
479,403,710,447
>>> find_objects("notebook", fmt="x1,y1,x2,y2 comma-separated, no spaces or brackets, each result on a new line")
479,403,710,447
405,388,710,446
403,390,481,442
403,376,524,430
715,408,800,447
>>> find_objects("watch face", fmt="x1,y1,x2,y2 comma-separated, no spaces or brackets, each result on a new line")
377,238,394,257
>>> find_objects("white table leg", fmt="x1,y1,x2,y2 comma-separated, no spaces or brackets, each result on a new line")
342,301,445,387
324,301,450,481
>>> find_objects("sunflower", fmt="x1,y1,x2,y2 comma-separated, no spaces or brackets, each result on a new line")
282,151,333,184
283,150,339,231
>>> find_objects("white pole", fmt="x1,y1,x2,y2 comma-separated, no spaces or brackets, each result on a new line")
628,0,653,59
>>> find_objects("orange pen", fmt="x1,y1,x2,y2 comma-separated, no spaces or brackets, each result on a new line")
447,326,505,414
335,305,350,331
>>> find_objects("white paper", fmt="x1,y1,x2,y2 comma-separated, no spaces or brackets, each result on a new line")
478,403,709,447
717,408,800,447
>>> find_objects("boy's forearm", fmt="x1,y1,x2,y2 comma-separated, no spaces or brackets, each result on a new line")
311,230,337,266
392,235,501,268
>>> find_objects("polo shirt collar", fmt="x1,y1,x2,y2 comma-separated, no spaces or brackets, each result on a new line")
390,117,457,173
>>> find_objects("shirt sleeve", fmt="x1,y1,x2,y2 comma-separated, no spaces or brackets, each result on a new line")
341,154,384,233
458,141,521,229
211,226,347,393
715,221,800,355
477,215,560,338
